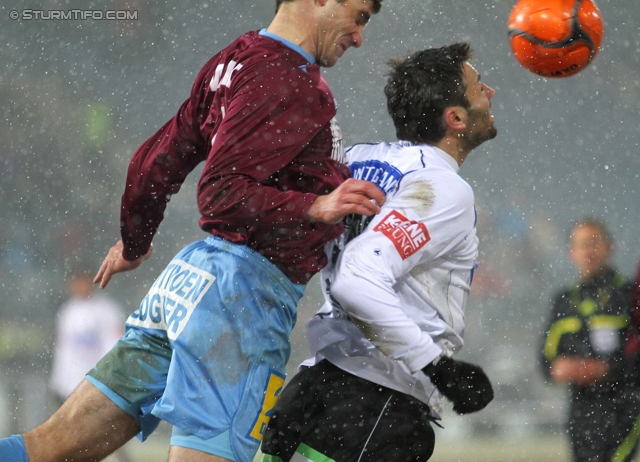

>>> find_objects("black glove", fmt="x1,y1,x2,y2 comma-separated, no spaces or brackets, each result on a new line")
423,356,494,415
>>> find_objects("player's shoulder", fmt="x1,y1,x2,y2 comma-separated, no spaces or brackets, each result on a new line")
347,141,427,171
204,31,314,73
398,169,473,217
199,31,332,108
406,146,470,191
347,141,471,199
347,141,419,195
347,142,388,165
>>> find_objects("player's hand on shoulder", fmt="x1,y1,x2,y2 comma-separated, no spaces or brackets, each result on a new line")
307,178,386,225
93,240,153,289
423,356,494,415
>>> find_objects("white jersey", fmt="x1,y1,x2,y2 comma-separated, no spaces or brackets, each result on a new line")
50,293,125,399
305,141,478,417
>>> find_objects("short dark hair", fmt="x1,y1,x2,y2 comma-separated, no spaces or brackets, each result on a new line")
276,0,382,15
384,42,472,145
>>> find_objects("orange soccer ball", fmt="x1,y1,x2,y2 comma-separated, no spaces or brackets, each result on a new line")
507,0,604,78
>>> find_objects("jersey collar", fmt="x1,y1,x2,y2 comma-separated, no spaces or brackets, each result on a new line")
400,140,459,173
259,29,316,64
432,146,460,172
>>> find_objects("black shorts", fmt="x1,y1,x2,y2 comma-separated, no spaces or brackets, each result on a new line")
260,360,436,462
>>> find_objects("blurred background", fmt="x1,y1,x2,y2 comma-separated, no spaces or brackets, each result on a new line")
1,0,639,460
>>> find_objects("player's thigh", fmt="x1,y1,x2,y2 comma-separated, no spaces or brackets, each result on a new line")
292,361,435,462
58,378,138,425
363,392,435,461
86,326,171,438
317,381,434,461
261,364,327,458
24,379,139,462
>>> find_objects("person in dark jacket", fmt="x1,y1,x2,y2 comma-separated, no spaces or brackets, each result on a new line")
541,217,640,462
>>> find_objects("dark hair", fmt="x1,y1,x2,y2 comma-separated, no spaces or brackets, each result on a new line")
384,42,472,145
276,0,382,14
570,217,613,245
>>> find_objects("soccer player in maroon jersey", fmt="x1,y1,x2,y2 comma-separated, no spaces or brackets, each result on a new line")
0,1,385,462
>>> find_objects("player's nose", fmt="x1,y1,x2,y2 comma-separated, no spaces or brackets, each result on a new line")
351,29,363,48
484,83,495,99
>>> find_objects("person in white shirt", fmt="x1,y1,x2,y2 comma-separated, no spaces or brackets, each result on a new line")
259,42,498,462
50,271,125,401
50,271,130,462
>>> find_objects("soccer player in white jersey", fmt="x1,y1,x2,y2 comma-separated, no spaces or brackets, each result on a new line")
260,42,498,462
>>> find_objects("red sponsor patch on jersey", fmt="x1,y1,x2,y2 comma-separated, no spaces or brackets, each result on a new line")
373,211,430,259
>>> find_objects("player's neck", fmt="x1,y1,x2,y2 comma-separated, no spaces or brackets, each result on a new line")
267,2,316,59
433,137,467,167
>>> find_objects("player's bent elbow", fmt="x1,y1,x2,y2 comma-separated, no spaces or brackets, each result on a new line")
332,258,395,316
330,272,367,315
329,274,353,306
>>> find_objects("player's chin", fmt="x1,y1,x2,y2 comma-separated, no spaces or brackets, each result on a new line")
478,121,498,138
319,55,340,67
466,126,498,149
483,118,498,140
328,46,348,66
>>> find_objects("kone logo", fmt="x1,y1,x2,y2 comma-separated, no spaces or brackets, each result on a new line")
374,210,430,259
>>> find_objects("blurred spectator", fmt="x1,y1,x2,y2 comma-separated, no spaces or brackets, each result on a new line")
540,218,639,462
49,270,130,462
50,270,124,400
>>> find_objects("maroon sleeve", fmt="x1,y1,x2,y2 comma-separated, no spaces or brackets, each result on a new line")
197,62,333,227
120,96,206,261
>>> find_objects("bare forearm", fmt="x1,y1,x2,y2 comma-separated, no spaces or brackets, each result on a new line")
550,356,609,386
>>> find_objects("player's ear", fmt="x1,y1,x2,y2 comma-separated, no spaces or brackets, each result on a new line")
444,106,466,131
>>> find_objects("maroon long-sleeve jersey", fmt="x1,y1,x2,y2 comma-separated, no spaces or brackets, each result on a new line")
120,31,349,284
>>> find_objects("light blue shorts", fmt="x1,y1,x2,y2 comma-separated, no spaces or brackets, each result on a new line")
88,236,305,462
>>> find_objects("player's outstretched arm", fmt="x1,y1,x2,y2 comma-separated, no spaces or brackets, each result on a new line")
307,178,386,225
93,240,153,289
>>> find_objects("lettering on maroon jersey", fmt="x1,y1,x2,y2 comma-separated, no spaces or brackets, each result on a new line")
373,210,430,259
209,60,243,92
330,118,346,164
